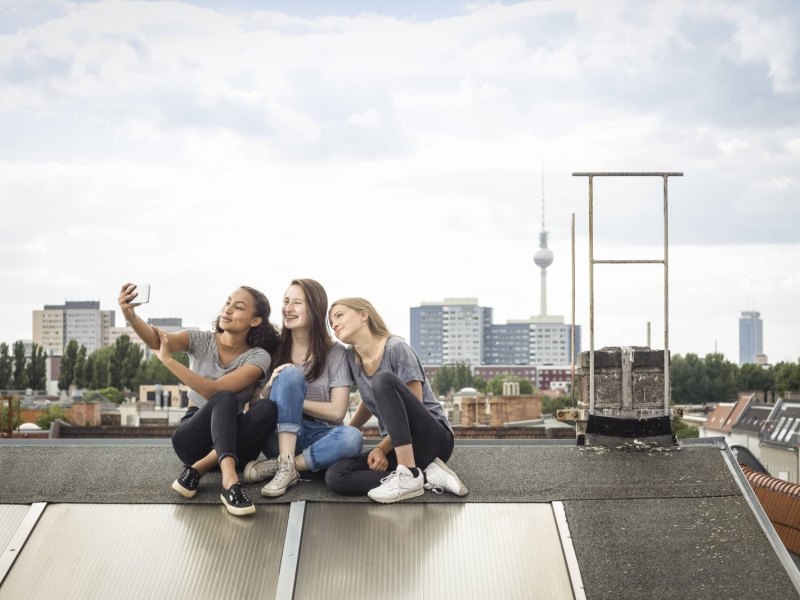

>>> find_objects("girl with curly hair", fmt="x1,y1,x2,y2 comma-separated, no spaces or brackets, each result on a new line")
118,283,280,516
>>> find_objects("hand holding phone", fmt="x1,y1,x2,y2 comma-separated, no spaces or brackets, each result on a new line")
130,283,151,306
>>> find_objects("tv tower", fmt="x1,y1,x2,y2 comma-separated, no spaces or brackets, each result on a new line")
533,165,553,316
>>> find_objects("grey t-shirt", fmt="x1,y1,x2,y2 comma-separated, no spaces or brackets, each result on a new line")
346,336,451,437
295,342,353,425
186,329,271,410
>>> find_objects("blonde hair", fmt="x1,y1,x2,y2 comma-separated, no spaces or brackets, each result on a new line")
329,297,391,338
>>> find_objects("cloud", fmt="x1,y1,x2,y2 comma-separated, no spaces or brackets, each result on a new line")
0,0,798,362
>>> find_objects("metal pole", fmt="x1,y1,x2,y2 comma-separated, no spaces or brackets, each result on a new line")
588,176,595,415
663,174,671,414
571,212,576,407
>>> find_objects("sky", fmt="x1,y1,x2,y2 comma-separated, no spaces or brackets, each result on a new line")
1,0,798,364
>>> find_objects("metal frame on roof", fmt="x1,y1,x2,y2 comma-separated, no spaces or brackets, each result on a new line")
572,172,683,416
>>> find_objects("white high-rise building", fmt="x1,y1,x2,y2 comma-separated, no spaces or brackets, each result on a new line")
410,299,491,366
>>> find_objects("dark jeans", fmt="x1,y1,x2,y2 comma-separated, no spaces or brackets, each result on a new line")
325,371,454,495
171,390,277,468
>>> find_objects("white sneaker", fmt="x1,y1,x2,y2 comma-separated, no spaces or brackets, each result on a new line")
423,458,467,496
243,457,280,483
367,465,424,504
261,454,299,498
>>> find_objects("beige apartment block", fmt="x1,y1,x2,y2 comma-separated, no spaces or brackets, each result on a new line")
32,308,65,356
32,301,115,356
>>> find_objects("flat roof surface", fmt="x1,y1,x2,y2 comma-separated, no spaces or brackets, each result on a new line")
1,439,799,599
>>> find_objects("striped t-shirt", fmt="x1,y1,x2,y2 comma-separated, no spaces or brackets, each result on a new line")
186,329,271,410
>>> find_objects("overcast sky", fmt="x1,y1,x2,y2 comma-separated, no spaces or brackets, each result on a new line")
1,0,798,364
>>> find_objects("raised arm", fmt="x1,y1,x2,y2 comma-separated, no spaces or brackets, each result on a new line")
118,283,189,352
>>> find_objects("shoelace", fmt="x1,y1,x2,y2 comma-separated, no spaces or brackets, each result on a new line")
229,483,251,504
379,471,400,487
423,483,443,494
180,468,199,486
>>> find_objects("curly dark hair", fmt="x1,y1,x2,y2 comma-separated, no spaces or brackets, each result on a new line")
272,278,332,382
213,286,280,355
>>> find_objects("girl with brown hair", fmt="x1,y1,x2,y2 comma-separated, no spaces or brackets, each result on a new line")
242,279,363,497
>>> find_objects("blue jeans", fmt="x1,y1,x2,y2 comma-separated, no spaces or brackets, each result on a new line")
269,366,363,471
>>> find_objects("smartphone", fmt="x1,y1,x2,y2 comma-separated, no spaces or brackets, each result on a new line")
130,283,151,305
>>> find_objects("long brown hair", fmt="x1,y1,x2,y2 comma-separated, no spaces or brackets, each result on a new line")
273,279,331,381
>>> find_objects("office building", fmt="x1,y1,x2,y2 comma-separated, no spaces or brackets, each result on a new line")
410,299,492,366
33,301,115,356
411,300,580,367
739,311,763,366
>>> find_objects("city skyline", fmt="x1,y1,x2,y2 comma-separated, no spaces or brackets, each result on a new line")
0,1,798,364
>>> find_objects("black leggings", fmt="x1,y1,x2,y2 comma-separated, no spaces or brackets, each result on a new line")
325,371,454,495
171,390,277,468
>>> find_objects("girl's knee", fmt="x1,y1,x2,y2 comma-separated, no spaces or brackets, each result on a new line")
341,426,363,456
371,371,402,397
325,460,348,492
207,390,237,408
277,366,306,387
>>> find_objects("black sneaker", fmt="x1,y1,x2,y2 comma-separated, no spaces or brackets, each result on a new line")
221,482,256,516
172,466,200,498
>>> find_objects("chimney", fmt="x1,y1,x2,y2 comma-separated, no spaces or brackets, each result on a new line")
560,346,675,447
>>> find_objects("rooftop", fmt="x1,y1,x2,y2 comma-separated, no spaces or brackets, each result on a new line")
1,437,799,599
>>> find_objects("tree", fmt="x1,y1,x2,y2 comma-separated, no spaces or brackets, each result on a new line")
704,353,738,404
0,343,12,389
738,363,773,397
488,375,533,395
84,386,125,405
26,343,47,391
671,353,709,404
11,341,28,390
74,345,87,389
774,361,800,395
59,340,79,391
671,416,699,439
35,405,68,429
88,346,114,390
134,353,189,386
432,362,479,396
109,335,143,391
542,394,573,416
0,397,21,430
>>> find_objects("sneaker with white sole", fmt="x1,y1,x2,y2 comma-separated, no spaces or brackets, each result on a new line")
367,465,424,504
243,457,280,483
423,458,467,496
220,482,255,516
261,454,299,498
172,465,201,498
